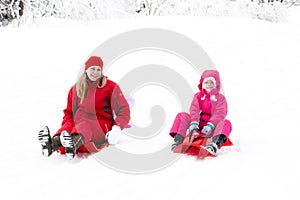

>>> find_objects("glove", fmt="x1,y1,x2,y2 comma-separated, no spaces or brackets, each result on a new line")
105,125,122,145
201,123,215,136
189,121,199,134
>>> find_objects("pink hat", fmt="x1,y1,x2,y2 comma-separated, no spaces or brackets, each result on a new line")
85,56,103,70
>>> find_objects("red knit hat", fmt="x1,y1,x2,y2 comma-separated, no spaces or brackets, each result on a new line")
85,56,103,70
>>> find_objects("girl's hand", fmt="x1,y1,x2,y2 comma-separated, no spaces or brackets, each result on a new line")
189,121,199,134
201,123,215,136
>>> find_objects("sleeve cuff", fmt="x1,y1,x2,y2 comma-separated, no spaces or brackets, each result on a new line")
207,122,215,130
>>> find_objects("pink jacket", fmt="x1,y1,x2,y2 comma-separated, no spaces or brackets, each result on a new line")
189,70,228,128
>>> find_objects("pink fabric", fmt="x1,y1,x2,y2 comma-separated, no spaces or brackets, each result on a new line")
189,95,201,123
190,92,228,126
169,70,232,139
190,70,228,126
212,119,232,138
169,112,190,137
198,70,221,93
169,113,232,138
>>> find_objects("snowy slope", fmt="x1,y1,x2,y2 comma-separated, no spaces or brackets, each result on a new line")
0,16,300,200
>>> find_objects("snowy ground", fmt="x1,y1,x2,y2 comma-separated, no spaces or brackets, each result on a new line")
1,15,300,200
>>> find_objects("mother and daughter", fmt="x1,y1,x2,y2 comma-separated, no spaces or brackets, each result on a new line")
38,56,231,159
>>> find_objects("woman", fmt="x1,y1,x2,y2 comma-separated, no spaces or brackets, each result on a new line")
38,56,130,159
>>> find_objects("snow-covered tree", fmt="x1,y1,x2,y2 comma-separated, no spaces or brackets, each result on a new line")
2,0,295,27
0,0,23,26
18,0,131,23
131,0,288,22
131,0,175,15
284,0,300,6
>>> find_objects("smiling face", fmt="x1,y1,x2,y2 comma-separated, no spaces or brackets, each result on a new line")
86,66,102,81
203,80,215,90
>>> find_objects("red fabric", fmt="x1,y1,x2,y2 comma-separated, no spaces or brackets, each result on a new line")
54,77,130,153
173,135,233,158
85,56,103,70
173,136,208,155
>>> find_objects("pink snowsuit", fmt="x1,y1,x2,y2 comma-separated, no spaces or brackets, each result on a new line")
169,70,232,138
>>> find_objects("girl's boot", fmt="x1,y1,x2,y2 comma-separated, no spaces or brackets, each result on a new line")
204,134,227,156
171,134,184,151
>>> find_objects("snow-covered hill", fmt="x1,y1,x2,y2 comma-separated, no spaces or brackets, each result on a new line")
0,16,299,200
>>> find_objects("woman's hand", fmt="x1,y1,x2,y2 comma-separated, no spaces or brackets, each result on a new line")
105,125,122,145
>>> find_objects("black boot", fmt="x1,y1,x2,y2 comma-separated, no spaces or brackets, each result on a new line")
204,134,227,156
38,126,52,157
52,136,62,151
171,134,184,151
38,126,63,157
212,134,227,147
60,131,84,159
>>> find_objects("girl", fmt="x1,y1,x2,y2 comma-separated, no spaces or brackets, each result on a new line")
169,70,232,156
38,56,130,159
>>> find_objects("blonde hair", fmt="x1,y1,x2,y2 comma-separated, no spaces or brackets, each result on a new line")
76,72,107,104
76,73,88,104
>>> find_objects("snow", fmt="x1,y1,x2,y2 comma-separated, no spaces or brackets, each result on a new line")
282,5,300,25
1,15,300,200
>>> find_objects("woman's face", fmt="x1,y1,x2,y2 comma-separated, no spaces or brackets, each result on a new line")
86,66,102,81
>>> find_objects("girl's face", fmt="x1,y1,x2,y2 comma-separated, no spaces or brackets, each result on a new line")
86,66,102,81
203,80,215,91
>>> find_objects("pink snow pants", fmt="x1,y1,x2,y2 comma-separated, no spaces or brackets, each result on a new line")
169,112,232,138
